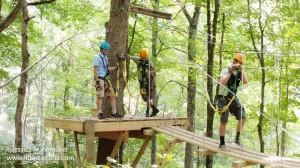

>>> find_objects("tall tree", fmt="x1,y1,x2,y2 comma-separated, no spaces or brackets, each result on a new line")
181,2,200,168
247,1,269,166
151,0,159,164
96,0,129,165
206,0,220,167
14,0,29,167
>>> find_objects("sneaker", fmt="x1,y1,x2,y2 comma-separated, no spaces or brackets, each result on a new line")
235,139,241,146
112,113,122,118
98,113,105,119
219,144,226,150
145,108,150,117
150,106,159,117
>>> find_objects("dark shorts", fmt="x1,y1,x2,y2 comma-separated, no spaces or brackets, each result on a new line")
216,95,246,123
140,76,156,102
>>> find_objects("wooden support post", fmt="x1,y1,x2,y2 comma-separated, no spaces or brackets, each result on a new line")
155,138,182,167
106,131,127,166
232,160,257,168
85,120,95,165
55,128,68,168
73,131,81,168
143,129,155,136
196,148,216,156
131,136,152,168
129,5,172,20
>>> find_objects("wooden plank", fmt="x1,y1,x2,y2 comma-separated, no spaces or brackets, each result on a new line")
131,136,152,168
85,120,95,165
232,160,257,168
153,126,299,168
55,129,68,168
106,131,127,166
45,118,83,132
93,118,187,132
129,5,172,20
197,148,216,156
73,131,81,168
168,126,300,168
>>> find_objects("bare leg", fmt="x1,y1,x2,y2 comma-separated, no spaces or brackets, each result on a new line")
109,96,117,114
236,119,245,133
235,119,245,145
96,97,103,113
219,122,227,147
219,122,227,136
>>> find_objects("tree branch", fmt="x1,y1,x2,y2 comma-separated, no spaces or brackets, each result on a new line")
247,0,260,60
176,0,191,23
28,0,56,6
0,0,23,33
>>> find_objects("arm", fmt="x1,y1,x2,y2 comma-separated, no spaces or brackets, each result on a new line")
126,54,139,64
94,66,99,80
219,72,231,86
241,70,248,84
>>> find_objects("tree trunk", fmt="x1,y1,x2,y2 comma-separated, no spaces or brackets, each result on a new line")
247,1,267,166
280,64,288,156
276,64,282,156
215,13,225,100
14,0,29,167
96,0,129,165
151,0,159,164
257,2,266,167
206,0,219,167
182,4,200,168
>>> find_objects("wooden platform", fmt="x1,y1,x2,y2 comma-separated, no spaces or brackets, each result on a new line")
45,116,187,132
152,126,300,168
44,116,188,167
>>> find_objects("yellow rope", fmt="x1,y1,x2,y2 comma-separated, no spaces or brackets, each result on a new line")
206,91,236,114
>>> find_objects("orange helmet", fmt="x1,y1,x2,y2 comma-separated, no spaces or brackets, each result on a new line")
139,48,149,59
234,52,245,64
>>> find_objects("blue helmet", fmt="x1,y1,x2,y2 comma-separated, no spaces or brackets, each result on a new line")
99,41,110,50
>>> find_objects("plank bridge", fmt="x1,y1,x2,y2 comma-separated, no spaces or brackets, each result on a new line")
44,117,300,168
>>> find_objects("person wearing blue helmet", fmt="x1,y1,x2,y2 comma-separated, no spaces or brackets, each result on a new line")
93,41,121,119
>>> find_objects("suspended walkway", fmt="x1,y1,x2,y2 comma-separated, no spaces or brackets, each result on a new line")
152,125,300,168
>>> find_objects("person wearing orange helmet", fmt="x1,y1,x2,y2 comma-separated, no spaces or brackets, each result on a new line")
126,48,159,117
217,52,248,149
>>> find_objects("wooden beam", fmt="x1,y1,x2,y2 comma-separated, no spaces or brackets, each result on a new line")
45,118,83,132
106,131,127,166
232,160,257,168
95,131,122,140
129,5,172,20
73,131,81,168
197,148,216,156
131,136,152,168
85,120,95,165
55,129,68,168
93,118,187,132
